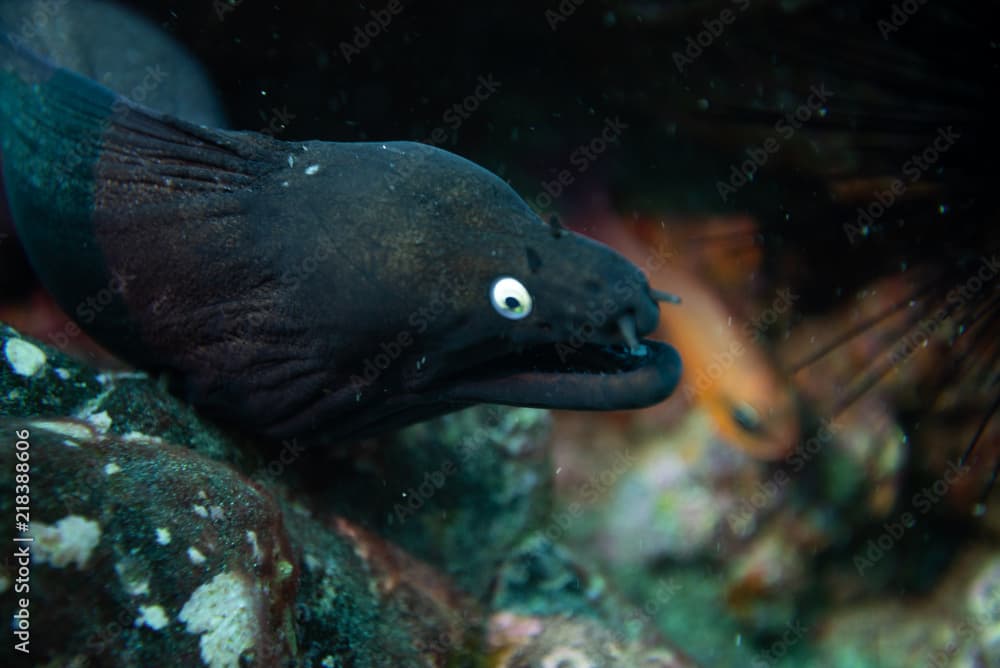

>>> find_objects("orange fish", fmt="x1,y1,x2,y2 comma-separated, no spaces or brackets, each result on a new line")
574,208,799,460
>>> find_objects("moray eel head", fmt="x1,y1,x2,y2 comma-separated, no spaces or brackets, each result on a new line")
314,142,682,435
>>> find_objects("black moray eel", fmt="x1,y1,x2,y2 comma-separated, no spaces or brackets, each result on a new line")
0,29,682,443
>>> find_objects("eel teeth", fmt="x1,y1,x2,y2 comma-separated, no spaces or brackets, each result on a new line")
617,315,643,354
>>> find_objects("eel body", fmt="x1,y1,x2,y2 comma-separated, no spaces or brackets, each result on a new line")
0,8,681,443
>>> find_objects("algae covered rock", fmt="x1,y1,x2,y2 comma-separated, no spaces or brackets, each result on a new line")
322,404,553,599
0,418,298,666
817,548,1000,668
487,532,698,667
282,508,485,667
2,324,104,422
1,324,242,465
0,414,485,667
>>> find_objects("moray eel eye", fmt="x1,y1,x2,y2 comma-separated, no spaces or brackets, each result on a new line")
490,276,533,320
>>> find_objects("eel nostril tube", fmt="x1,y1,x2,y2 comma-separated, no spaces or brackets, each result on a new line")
650,288,682,305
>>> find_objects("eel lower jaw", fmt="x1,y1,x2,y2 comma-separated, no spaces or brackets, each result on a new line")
435,338,683,410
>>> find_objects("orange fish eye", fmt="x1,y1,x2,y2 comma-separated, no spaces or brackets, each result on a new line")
731,401,763,435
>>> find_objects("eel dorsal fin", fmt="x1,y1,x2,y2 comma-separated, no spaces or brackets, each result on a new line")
1,31,286,364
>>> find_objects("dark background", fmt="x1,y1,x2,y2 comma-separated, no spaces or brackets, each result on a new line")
118,0,985,217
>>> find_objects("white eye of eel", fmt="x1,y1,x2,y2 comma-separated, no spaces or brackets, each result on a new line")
490,276,533,320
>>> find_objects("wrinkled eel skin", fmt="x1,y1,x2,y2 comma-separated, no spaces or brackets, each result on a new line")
0,23,681,444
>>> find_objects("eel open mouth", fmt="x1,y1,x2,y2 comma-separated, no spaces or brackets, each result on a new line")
437,336,683,410
436,289,684,410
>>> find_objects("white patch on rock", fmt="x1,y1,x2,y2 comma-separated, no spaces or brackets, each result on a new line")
156,528,172,545
127,579,150,596
96,371,148,384
123,576,150,596
73,386,117,425
542,647,594,668
116,558,151,596
54,367,71,380
123,431,164,445
246,531,261,563
135,604,170,631
304,164,320,175
87,411,113,433
193,504,209,518
290,502,312,517
34,516,102,569
29,420,92,441
104,462,122,476
179,571,260,668
4,338,47,376
188,547,207,564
